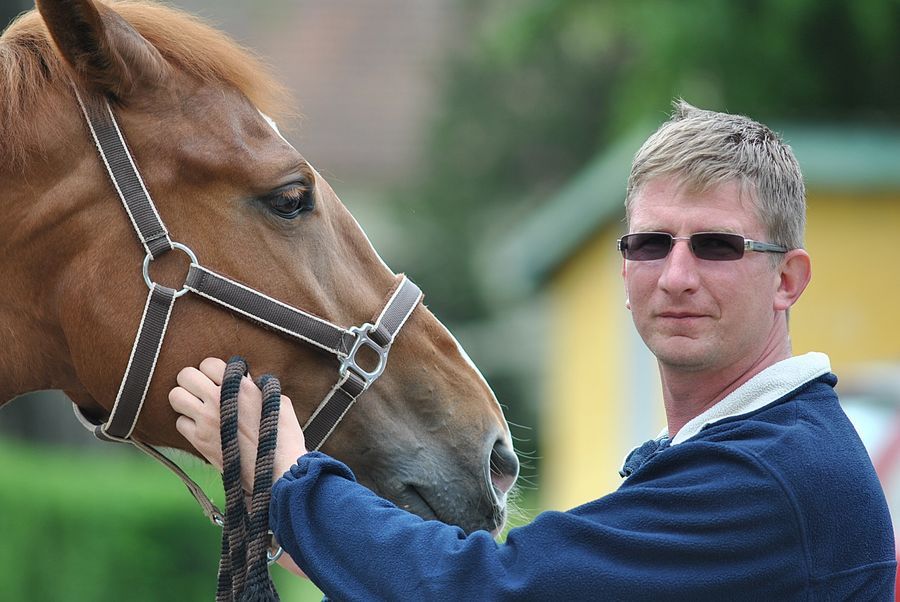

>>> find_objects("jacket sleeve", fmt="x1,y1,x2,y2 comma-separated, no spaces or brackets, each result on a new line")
269,447,809,601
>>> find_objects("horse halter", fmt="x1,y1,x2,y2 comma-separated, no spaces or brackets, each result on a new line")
69,86,422,525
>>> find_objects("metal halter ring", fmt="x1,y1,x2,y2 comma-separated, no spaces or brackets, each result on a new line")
142,242,198,298
339,323,389,386
267,545,284,565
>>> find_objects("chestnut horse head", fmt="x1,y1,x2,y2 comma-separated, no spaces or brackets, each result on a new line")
0,0,518,533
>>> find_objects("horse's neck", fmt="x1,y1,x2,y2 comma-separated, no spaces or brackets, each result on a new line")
0,310,76,405
0,182,78,405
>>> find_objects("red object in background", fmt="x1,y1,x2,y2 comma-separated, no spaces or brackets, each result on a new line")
841,368,900,600
872,414,900,599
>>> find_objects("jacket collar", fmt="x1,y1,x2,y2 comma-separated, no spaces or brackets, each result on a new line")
662,352,832,446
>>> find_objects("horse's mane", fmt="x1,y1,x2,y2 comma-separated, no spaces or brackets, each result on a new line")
0,0,292,170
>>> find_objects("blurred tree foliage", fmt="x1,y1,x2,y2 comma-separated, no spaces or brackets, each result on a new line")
395,0,900,323
0,439,325,601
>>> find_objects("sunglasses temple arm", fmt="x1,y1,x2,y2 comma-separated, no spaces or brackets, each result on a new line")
746,240,789,253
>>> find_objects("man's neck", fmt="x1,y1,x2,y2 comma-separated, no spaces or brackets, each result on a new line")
660,340,792,440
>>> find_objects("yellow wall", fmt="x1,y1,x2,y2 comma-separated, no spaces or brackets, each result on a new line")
792,193,900,371
541,191,900,511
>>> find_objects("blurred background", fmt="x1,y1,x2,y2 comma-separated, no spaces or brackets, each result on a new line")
2,0,899,599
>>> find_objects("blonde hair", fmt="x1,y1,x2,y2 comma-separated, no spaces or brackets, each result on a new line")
625,100,806,252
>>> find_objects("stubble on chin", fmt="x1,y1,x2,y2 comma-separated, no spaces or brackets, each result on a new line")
648,335,720,373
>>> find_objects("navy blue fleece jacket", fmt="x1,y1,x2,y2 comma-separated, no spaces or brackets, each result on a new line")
270,371,896,600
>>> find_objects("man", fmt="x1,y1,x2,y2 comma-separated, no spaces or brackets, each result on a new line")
171,101,896,599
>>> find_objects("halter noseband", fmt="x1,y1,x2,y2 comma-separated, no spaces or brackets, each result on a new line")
69,86,422,525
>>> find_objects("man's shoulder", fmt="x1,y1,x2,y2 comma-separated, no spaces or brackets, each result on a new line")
693,373,857,461
663,379,895,582
629,374,883,530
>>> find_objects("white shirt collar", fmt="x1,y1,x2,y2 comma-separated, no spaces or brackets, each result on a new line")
658,352,832,446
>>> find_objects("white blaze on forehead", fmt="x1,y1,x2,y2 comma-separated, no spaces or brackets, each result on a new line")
260,111,290,145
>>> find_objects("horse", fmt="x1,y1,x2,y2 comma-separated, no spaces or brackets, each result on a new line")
0,0,519,536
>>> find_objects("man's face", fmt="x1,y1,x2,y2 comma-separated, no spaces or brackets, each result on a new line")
623,176,783,373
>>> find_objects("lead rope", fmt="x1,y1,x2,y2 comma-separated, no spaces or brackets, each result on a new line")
216,356,280,602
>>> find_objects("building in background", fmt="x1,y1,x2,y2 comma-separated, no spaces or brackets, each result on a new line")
491,123,900,511
175,0,455,187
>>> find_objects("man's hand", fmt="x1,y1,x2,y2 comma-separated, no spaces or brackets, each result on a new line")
169,358,310,578
168,357,308,494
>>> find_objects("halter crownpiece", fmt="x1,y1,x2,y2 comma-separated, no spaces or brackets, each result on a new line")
69,84,423,523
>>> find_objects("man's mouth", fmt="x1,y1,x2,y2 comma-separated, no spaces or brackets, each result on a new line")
657,311,707,319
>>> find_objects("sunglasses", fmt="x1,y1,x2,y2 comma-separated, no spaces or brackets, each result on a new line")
617,232,789,261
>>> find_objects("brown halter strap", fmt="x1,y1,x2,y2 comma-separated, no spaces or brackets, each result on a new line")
68,85,422,526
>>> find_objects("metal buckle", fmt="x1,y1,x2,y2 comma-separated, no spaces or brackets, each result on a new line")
339,323,388,387
267,530,283,565
142,241,198,298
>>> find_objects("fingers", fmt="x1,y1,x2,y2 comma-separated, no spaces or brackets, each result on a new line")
170,359,229,468
169,385,203,418
176,365,222,408
273,393,309,477
174,410,224,471
236,376,263,440
170,357,307,488
198,357,227,386
190,359,265,489
239,375,264,410
279,393,298,422
173,413,196,439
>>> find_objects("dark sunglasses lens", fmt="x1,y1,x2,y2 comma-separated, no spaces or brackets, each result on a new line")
691,233,744,260
622,233,672,260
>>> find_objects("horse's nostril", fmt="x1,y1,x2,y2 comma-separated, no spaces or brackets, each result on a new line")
489,438,520,496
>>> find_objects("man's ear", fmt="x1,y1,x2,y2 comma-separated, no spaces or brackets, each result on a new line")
37,0,167,99
774,249,812,312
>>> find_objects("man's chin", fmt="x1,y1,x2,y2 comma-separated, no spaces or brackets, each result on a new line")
650,340,718,372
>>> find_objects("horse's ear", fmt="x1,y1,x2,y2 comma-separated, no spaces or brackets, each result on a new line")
36,0,166,99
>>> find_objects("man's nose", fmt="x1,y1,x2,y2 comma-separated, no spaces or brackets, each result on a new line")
658,239,700,294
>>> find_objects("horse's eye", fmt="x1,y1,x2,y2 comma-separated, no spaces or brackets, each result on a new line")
265,184,314,219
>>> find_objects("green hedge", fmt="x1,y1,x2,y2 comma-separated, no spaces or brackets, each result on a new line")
0,439,322,601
